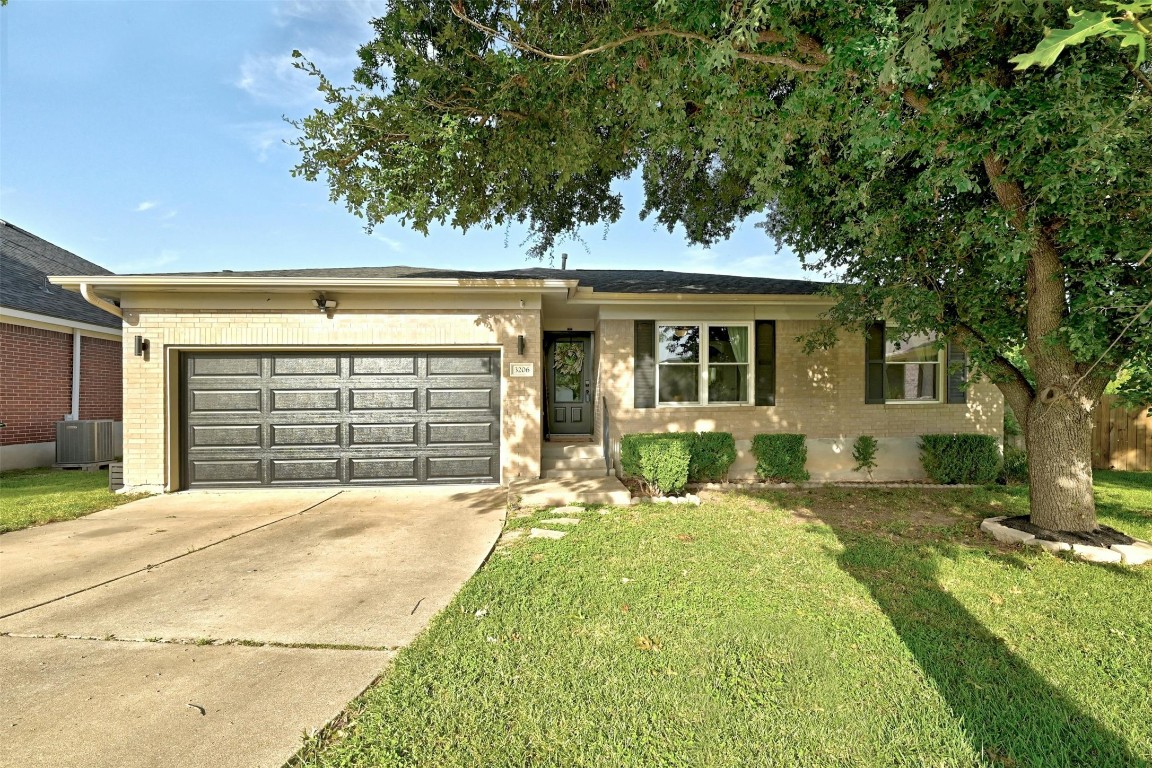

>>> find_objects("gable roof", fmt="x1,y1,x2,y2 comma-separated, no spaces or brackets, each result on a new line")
1,220,121,330
113,265,829,296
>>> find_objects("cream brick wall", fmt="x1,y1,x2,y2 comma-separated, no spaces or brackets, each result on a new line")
597,318,1003,481
121,305,541,490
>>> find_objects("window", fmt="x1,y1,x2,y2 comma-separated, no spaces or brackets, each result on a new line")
656,323,752,405
883,330,942,402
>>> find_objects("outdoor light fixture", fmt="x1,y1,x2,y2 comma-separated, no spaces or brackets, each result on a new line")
518,335,526,355
134,335,149,356
312,293,338,313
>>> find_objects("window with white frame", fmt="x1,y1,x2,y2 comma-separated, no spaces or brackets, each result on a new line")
884,330,943,402
656,323,753,405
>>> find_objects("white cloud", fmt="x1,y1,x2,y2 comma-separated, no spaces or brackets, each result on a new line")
374,233,405,253
107,249,181,274
235,120,297,162
135,201,158,212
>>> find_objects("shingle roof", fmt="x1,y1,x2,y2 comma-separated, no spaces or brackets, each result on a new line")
139,265,829,295
0,220,121,329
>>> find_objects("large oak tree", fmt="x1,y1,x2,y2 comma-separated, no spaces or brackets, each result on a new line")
292,1,1151,531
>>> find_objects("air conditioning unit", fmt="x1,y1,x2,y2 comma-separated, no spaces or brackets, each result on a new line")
56,420,116,465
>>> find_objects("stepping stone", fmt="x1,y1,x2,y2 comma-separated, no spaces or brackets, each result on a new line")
1112,542,1152,565
530,528,567,540
548,505,584,516
1071,544,1123,564
545,517,580,525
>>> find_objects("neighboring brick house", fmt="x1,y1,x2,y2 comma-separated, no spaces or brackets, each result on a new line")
51,266,1001,494
1,220,122,469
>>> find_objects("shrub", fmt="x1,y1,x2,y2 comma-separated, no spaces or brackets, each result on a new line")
919,434,1002,485
999,446,1029,485
750,433,809,483
689,432,737,483
620,433,693,495
852,435,879,481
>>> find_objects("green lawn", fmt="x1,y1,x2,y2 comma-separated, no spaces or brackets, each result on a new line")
295,472,1152,768
0,467,146,533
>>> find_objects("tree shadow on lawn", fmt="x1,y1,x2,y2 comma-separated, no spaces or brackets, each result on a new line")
830,529,1144,767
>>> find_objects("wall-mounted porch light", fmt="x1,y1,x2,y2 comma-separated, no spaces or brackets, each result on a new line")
518,335,526,355
134,335,149,356
313,293,338,317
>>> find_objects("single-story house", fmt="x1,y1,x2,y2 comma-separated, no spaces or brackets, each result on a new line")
48,266,1001,493
1,220,123,469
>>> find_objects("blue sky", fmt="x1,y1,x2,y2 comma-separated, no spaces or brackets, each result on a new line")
1,0,811,279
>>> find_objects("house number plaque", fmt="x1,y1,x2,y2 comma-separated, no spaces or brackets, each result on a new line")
509,363,534,377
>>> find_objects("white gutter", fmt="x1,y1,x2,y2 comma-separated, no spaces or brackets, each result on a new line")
79,283,123,318
0,307,121,338
68,330,81,421
53,276,578,295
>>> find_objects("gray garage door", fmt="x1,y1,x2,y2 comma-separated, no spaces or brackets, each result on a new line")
182,351,501,488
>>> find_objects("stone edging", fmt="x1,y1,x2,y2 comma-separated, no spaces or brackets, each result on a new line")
689,482,981,491
981,516,1152,565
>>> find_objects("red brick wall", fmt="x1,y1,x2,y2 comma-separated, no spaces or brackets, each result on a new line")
0,323,122,447
80,335,122,421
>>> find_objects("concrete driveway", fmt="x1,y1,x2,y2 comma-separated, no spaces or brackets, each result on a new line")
0,486,505,768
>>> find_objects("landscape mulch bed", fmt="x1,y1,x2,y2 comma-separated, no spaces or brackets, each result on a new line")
999,515,1137,547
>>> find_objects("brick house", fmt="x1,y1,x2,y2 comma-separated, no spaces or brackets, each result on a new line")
49,266,1000,493
1,221,122,469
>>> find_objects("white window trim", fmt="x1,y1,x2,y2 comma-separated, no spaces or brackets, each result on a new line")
654,321,755,407
883,331,945,405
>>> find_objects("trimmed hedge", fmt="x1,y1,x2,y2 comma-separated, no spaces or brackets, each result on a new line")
689,432,737,483
1000,446,1029,485
751,433,810,483
919,434,1002,484
620,433,693,495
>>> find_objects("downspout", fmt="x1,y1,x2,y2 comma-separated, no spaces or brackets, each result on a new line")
79,283,123,319
68,330,81,420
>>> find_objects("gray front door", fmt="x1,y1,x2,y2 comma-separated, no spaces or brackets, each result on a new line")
546,333,593,435
181,351,500,488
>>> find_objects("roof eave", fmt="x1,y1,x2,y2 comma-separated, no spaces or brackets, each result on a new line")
47,275,580,296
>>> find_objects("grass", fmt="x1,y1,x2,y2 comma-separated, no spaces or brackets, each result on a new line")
0,467,146,533
295,472,1152,768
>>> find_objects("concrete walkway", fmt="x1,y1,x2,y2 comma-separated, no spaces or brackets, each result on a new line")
0,486,505,768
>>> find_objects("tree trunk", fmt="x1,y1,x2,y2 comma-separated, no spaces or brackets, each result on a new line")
1024,397,1097,532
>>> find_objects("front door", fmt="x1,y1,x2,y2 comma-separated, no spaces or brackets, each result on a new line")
546,333,593,435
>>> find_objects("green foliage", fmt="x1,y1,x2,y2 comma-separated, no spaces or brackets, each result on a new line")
689,432,737,483
1106,363,1152,414
919,435,1003,485
852,435,880,479
751,434,810,483
620,433,692,495
1000,447,1030,485
1003,408,1023,437
1010,2,1152,69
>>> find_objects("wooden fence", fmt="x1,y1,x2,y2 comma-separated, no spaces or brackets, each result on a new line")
1092,396,1152,471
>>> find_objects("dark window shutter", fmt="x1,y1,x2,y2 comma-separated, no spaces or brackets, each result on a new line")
947,342,967,404
754,320,776,406
634,320,656,409
865,321,886,404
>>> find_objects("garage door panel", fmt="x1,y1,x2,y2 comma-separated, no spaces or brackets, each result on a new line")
427,422,495,446
272,356,340,377
350,388,417,411
351,354,418,376
271,389,341,411
191,389,262,413
427,455,496,480
427,354,495,376
189,425,262,448
427,388,493,411
270,459,340,484
270,424,340,447
350,457,418,482
184,351,500,488
350,423,417,446
189,459,262,484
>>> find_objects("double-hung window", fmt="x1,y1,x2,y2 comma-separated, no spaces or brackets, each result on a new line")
884,330,942,402
656,323,752,405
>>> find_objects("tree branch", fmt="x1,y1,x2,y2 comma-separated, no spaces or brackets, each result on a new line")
449,3,821,73
950,322,1036,424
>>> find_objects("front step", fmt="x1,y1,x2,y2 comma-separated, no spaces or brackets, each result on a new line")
511,477,632,507
542,442,604,460
542,468,608,479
